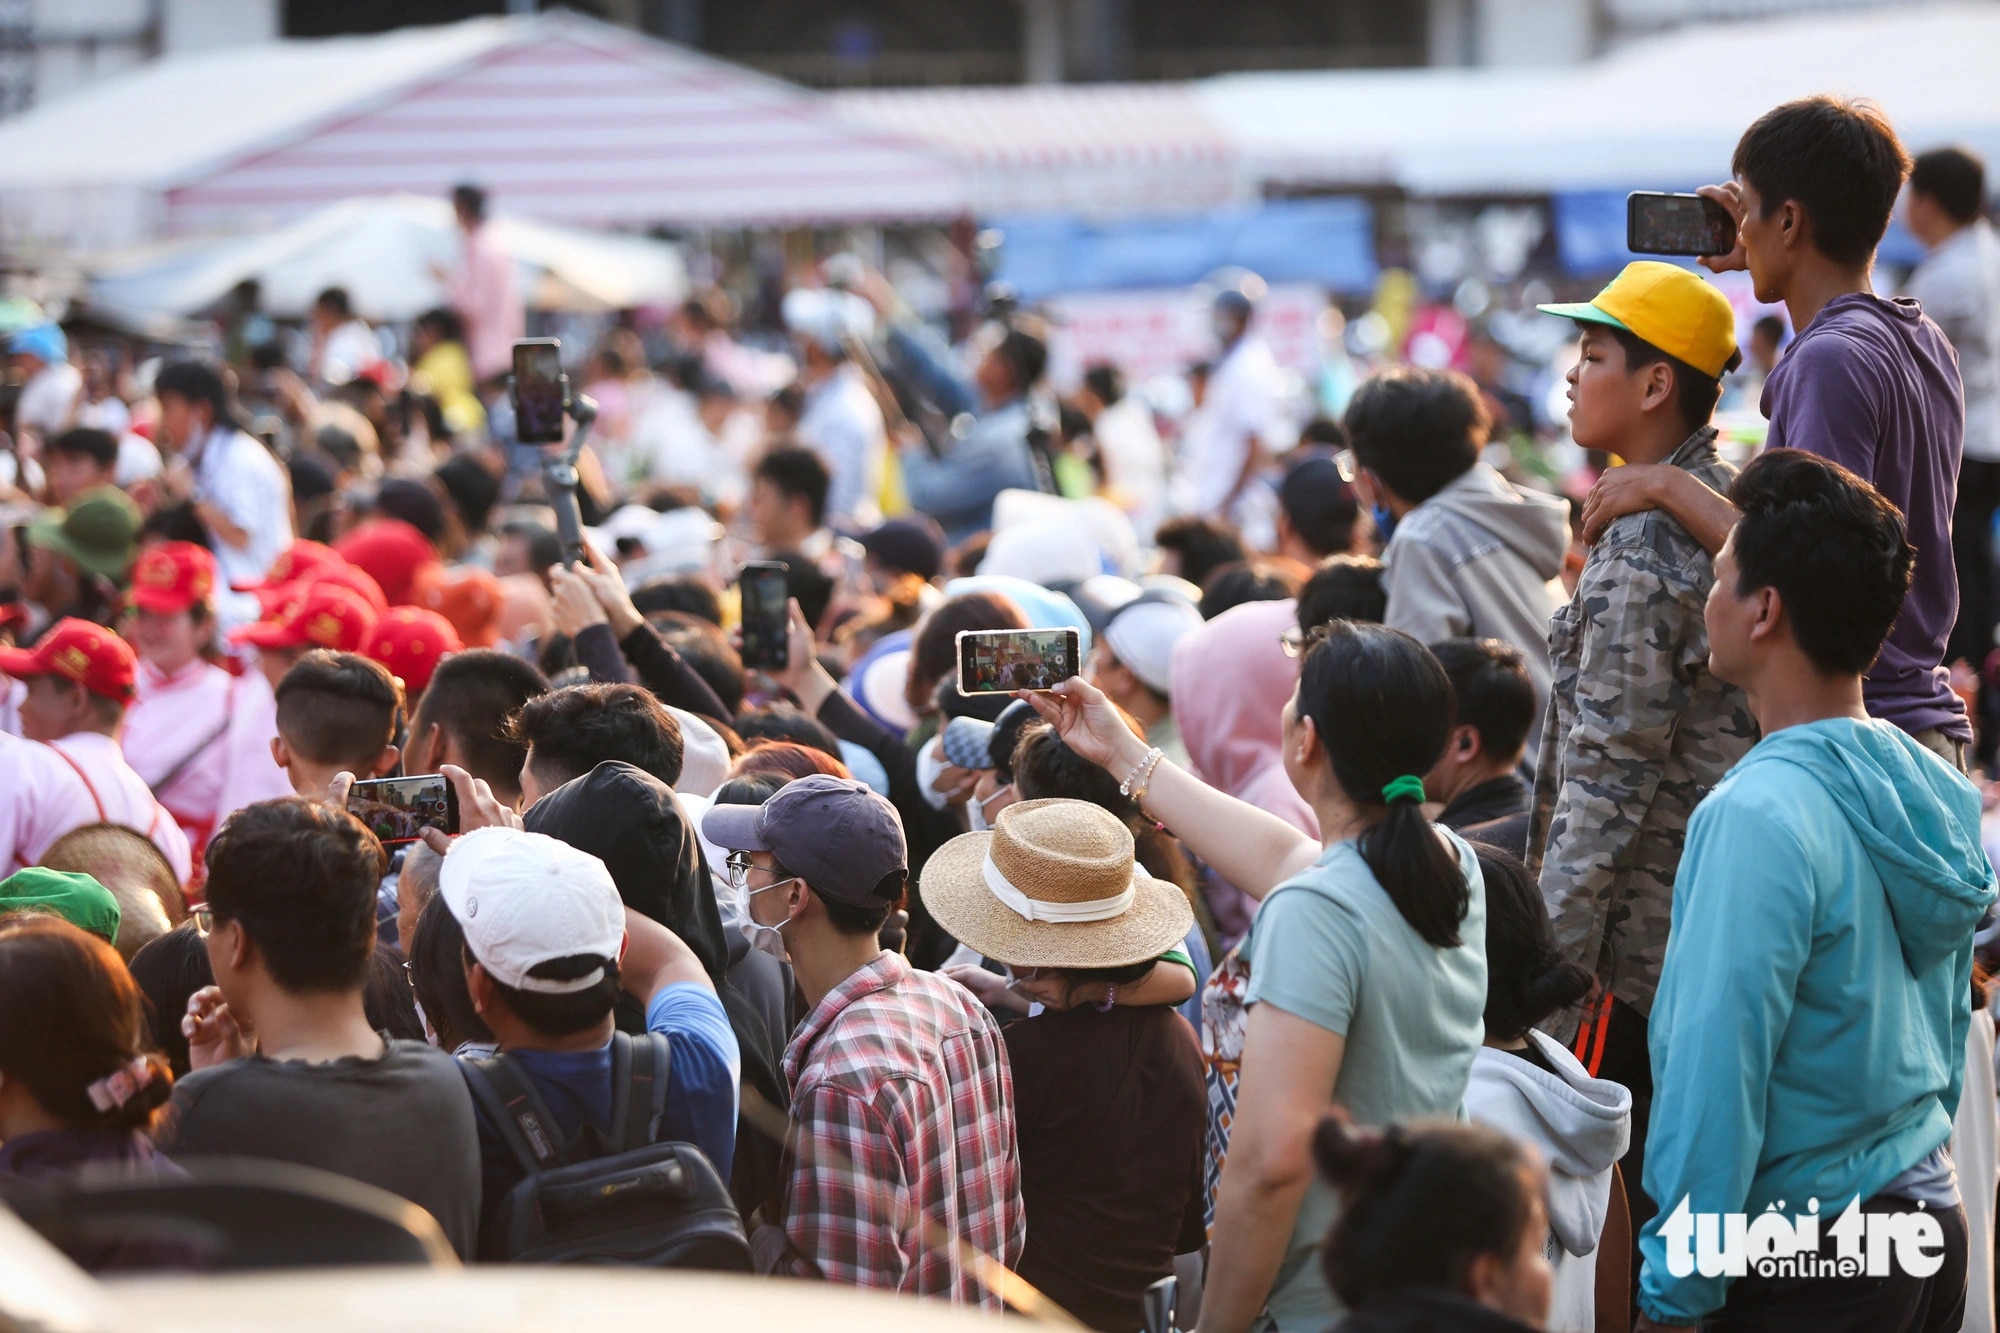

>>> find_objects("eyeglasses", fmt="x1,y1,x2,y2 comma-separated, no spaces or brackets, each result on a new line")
191,904,216,938
1279,622,1334,659
725,850,800,898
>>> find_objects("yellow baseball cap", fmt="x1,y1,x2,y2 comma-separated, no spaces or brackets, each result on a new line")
1538,261,1741,380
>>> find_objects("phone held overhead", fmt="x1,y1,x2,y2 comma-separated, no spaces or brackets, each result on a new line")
956,628,1080,696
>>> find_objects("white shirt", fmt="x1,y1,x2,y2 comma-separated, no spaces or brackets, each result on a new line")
124,658,291,846
1177,336,1284,518
74,395,130,436
186,424,293,624
0,730,192,883
1908,220,2000,463
314,319,382,387
1092,396,1168,535
16,361,80,439
798,363,887,526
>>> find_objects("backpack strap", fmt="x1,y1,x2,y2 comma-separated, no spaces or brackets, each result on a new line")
460,1052,570,1175
610,1031,674,1154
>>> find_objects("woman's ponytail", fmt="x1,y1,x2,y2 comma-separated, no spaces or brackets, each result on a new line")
1298,623,1468,949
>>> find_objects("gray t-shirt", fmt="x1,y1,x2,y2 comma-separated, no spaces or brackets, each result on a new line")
157,1037,481,1258
1238,832,1488,1332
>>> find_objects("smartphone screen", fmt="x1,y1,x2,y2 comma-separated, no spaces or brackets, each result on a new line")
957,628,1080,695
511,339,567,444
739,561,791,671
347,774,459,846
1626,192,1736,257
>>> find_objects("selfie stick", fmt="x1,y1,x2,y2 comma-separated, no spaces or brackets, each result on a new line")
542,392,598,569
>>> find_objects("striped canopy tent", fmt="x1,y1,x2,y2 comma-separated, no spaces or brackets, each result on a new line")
0,11,967,253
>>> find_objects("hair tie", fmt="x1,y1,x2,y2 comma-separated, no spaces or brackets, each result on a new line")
86,1055,155,1114
1380,774,1426,805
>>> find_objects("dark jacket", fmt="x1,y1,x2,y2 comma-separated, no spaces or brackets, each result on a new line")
1439,774,1532,861
523,761,790,1218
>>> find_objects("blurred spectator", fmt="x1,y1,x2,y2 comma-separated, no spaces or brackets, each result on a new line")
1276,453,1364,566
748,447,832,558
1199,560,1302,621
1152,515,1244,593
307,288,379,388
408,307,485,438
1178,284,1284,527
153,360,292,622
791,308,887,529
10,323,79,450
1423,638,1537,859
1077,364,1168,536
42,428,116,507
1293,555,1388,639
441,183,523,385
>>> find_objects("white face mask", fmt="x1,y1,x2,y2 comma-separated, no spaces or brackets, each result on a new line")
915,737,953,811
968,782,1012,833
740,916,789,963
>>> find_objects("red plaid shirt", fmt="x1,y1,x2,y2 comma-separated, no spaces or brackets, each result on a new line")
780,951,1024,1306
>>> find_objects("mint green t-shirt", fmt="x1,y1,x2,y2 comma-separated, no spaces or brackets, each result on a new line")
1237,831,1488,1331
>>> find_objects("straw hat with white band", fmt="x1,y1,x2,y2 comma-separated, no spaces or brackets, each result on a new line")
922,798,1193,970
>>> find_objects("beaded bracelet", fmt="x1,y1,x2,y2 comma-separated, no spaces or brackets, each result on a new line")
1121,747,1166,804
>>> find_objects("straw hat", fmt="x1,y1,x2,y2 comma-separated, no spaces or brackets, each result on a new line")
922,798,1193,970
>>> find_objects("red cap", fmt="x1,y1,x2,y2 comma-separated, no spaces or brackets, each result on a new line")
128,542,217,615
334,520,438,607
250,562,387,617
365,606,462,696
0,618,138,702
231,540,346,597
228,583,378,653
411,563,502,648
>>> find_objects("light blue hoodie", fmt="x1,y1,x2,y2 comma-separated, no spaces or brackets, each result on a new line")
1639,717,1996,1324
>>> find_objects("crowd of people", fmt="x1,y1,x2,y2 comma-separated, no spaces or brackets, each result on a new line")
0,93,1998,1333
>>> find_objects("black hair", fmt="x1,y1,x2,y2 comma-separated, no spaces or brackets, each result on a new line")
126,922,213,1078
315,287,353,319
508,682,685,792
712,773,787,807
204,799,386,995
1727,447,1914,676
733,705,843,761
141,501,212,550
47,427,119,470
1910,146,1987,225
810,881,900,939
375,478,446,545
994,329,1048,393
363,944,424,1042
1315,1109,1537,1307
153,359,235,428
1081,363,1123,406
1475,847,1591,1043
1279,454,1361,560
1602,326,1728,437
1298,555,1387,631
408,892,492,1053
753,446,831,529
1751,315,1787,348
1428,638,1536,765
631,574,723,627
1056,959,1158,1011
988,702,1038,783
908,591,1028,709
274,650,402,772
766,384,805,422
770,550,836,632
1153,516,1245,592
1199,560,1302,621
651,611,746,715
432,452,499,536
410,650,549,800
484,953,623,1040
500,519,564,574
1345,368,1488,505
451,183,487,222
1299,622,1465,947
1298,416,1349,450
1732,95,1910,268
415,306,466,346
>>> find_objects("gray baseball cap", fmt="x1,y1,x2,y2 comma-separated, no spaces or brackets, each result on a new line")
701,775,907,907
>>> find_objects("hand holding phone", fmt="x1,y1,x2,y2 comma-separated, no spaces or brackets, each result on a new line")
1627,191,1738,258
957,627,1080,696
511,338,568,444
345,774,460,846
739,561,792,671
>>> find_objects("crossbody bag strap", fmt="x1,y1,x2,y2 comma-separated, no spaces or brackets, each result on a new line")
460,1052,569,1175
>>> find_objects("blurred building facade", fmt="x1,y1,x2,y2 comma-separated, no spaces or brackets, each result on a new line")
15,0,275,110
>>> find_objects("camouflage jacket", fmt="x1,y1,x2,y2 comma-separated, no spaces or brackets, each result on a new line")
1526,428,1759,1016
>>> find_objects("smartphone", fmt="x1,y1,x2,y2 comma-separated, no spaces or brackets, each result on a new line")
738,561,791,672
1627,192,1737,257
347,774,459,846
510,338,568,444
957,627,1080,696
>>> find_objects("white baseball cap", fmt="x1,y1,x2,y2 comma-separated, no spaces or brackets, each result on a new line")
1102,595,1205,697
438,827,626,994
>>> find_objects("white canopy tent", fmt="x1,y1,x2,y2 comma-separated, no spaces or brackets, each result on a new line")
1200,3,2000,195
83,194,690,326
0,11,965,252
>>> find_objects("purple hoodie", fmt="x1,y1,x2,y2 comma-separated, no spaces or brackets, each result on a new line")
1763,292,1970,742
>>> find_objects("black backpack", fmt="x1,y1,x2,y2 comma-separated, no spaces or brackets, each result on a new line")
459,1031,752,1270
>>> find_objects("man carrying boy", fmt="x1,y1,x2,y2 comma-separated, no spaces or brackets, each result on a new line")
1637,450,1992,1331
1584,96,1970,765
1529,263,1762,1232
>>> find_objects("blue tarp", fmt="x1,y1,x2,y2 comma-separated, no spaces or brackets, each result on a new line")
1554,189,1927,276
991,197,1378,300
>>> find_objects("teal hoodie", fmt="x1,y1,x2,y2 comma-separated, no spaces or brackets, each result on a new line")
1638,717,1995,1324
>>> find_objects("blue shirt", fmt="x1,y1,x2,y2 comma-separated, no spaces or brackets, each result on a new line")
467,984,740,1247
